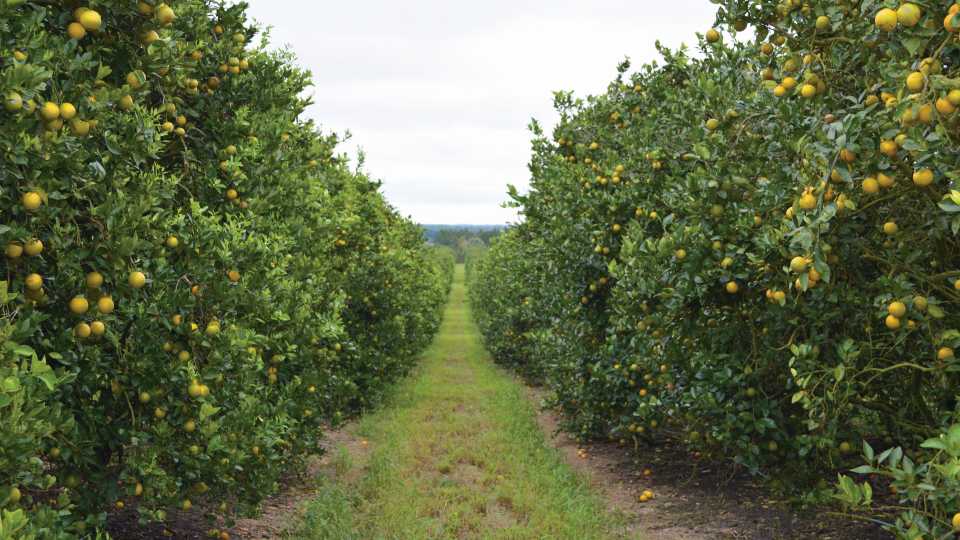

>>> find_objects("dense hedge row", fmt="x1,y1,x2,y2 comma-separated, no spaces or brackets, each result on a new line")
0,1,451,537
471,1,960,537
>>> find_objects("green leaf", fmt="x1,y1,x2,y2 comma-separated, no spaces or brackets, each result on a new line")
200,403,221,421
900,37,926,56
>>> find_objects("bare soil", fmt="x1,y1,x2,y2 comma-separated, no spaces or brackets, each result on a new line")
525,386,891,540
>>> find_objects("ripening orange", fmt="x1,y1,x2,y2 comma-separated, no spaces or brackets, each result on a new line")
69,296,89,315
889,301,907,318
128,271,147,289
885,314,901,330
879,140,898,157
875,8,898,31
937,97,957,115
913,168,934,186
97,296,115,314
22,191,42,210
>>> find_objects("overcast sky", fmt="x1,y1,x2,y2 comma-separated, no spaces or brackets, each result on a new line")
242,1,718,225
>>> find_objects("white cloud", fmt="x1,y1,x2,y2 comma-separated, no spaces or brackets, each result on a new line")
242,0,719,224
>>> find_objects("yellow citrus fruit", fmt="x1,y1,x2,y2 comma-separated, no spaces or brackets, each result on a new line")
885,315,901,330
67,22,87,40
726,281,739,294
800,84,816,98
912,168,934,186
861,177,879,194
165,236,179,248
128,271,147,289
896,3,921,27
705,118,719,130
75,322,92,338
69,296,89,315
25,273,42,291
936,97,957,115
143,30,160,44
227,270,241,282
949,90,960,106
839,149,856,163
184,420,196,432
799,192,816,210
79,9,102,31
815,15,830,31
90,321,106,336
178,350,191,361
97,296,115,314
790,256,809,273
188,381,204,398
877,173,894,188
952,512,960,531
71,119,91,137
905,72,925,93
24,239,43,256
888,301,907,318
59,103,76,120
882,222,898,235
879,140,898,157
782,77,797,90
85,271,104,289
938,347,955,361
39,102,60,121
706,28,720,42
5,242,23,259
875,8,898,31
119,95,134,110
157,4,176,25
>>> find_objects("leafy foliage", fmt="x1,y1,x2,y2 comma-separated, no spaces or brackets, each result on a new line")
0,0,451,536
472,1,960,537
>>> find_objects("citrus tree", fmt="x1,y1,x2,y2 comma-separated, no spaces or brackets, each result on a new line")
472,1,960,537
1,1,451,537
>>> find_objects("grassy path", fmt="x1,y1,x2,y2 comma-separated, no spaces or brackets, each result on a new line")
290,264,629,540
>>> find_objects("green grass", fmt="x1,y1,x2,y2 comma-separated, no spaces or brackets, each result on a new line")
289,264,629,540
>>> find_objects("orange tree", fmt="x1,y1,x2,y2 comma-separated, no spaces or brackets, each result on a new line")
0,1,451,537
472,1,960,537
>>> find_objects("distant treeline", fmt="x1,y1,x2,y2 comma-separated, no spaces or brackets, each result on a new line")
422,225,506,262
